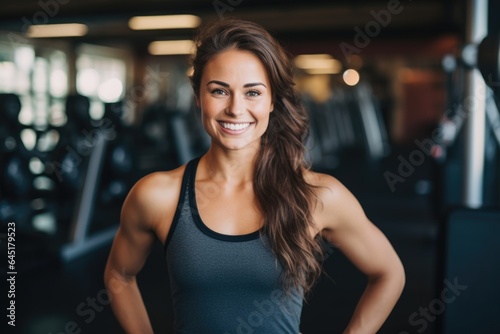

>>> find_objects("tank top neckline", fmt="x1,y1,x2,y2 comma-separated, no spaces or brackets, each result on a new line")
188,156,262,242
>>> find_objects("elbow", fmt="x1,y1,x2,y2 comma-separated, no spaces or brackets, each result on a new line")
103,261,121,291
393,258,406,298
384,255,406,296
368,259,406,297
383,247,406,294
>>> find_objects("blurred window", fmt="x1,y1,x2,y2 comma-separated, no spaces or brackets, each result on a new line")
0,42,68,130
76,44,128,120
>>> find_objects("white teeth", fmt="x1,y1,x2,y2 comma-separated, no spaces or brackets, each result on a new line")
219,122,250,131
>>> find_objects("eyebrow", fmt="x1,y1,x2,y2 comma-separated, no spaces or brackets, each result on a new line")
206,80,267,88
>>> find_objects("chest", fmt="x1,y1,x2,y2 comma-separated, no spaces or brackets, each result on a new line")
194,180,264,236
167,232,280,291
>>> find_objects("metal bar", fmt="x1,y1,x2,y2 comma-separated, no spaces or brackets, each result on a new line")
356,82,385,159
69,134,107,243
62,226,118,262
463,0,488,208
170,115,193,164
485,92,500,147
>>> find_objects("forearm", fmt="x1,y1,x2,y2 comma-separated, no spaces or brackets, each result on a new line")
343,272,405,334
104,270,153,334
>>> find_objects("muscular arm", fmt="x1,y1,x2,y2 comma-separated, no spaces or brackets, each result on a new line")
316,175,405,334
104,173,176,333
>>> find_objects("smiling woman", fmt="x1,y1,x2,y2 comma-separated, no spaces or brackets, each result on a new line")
104,18,405,334
197,49,274,150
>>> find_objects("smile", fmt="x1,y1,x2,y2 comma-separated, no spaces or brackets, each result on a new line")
218,122,252,131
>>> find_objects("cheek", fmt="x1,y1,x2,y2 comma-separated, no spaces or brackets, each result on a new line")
256,100,273,122
255,111,272,135
200,98,220,122
200,96,227,115
201,110,216,132
253,97,272,114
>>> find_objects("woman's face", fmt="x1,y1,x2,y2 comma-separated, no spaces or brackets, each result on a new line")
197,49,274,152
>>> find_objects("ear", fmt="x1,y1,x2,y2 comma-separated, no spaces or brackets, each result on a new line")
270,101,274,113
195,95,200,108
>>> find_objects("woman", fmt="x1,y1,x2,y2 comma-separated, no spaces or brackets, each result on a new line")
104,18,405,334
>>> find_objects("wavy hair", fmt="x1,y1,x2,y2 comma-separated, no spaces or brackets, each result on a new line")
190,18,324,296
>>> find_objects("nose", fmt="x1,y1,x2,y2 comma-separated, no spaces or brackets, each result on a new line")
226,94,244,118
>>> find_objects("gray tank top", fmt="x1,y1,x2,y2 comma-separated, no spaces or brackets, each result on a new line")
164,156,304,334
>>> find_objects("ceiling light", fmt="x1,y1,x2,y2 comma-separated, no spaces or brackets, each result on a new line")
27,24,88,38
148,40,195,55
294,54,342,74
305,68,342,75
129,15,201,30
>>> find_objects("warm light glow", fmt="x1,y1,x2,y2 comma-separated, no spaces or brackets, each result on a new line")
129,15,201,30
343,69,360,86
27,24,88,38
148,40,195,55
295,54,330,63
305,68,341,75
348,55,363,70
294,54,342,74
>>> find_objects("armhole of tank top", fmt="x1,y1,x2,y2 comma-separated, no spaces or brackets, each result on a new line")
163,159,195,254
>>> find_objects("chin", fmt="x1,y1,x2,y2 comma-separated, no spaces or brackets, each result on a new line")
215,138,261,151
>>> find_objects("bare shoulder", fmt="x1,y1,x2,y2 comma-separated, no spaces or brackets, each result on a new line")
121,164,187,236
304,170,350,204
304,169,366,231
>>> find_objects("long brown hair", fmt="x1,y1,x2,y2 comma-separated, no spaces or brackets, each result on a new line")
190,18,324,296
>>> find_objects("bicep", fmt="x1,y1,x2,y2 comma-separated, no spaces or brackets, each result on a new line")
105,189,157,281
106,222,156,280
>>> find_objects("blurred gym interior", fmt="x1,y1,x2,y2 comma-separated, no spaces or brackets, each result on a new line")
1,0,499,333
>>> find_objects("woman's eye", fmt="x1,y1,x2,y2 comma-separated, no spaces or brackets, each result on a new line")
211,89,226,95
247,90,261,97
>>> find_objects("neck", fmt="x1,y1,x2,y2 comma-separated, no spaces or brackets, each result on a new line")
201,144,259,185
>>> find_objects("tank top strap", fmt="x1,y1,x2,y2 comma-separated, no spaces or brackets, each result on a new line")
163,156,202,253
